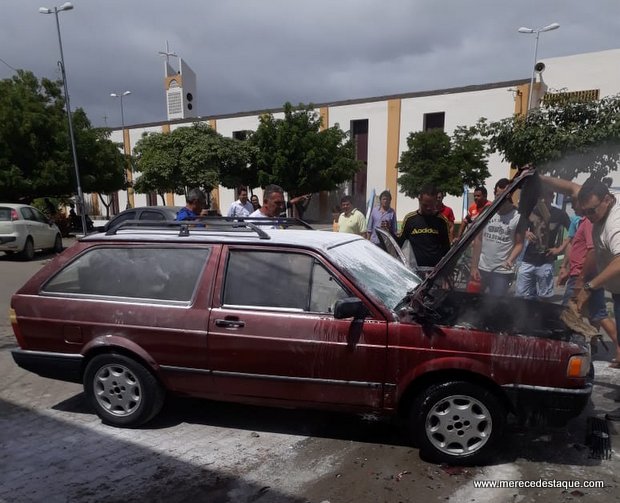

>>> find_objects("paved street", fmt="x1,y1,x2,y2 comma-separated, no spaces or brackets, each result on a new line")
1,243,620,502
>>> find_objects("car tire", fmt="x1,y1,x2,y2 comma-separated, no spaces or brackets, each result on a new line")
409,381,506,465
52,234,63,253
84,354,165,427
19,237,35,261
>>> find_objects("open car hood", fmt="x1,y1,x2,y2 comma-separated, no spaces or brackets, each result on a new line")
384,166,539,314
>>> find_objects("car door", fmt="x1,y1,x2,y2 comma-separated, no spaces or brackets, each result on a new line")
19,207,45,248
207,246,388,408
31,207,56,248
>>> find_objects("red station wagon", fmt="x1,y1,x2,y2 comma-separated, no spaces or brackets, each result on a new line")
10,170,592,465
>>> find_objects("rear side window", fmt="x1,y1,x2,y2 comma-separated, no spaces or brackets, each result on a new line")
223,250,349,312
109,211,136,228
0,207,13,221
140,210,166,221
20,207,36,221
42,247,210,302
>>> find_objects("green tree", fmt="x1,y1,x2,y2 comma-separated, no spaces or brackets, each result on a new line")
397,127,490,198
133,123,251,203
249,102,362,197
217,131,259,191
72,111,126,217
0,70,126,203
479,94,620,179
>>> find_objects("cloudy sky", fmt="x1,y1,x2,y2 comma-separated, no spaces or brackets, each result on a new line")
2,0,618,128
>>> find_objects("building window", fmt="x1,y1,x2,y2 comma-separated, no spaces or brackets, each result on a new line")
232,130,249,141
423,112,445,131
147,192,158,206
350,120,369,205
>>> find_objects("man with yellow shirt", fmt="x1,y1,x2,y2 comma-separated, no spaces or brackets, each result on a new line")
337,195,367,236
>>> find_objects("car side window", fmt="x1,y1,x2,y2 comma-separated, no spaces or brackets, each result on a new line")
42,247,210,303
140,210,166,221
223,251,349,313
32,208,49,224
223,250,313,310
111,211,136,227
309,261,349,313
20,207,35,221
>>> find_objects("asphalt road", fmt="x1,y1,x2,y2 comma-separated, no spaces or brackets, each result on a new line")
1,242,620,502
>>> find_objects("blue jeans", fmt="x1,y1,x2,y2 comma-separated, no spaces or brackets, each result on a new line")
562,276,609,322
479,270,513,296
515,261,555,299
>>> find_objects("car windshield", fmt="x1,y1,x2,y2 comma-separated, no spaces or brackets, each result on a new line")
328,239,420,310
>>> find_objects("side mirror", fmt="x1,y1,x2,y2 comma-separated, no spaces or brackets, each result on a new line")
334,297,368,320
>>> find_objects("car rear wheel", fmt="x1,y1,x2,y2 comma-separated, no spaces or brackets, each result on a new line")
84,354,164,427
52,234,63,253
19,237,34,261
409,381,506,465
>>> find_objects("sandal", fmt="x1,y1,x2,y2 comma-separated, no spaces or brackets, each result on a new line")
608,361,620,369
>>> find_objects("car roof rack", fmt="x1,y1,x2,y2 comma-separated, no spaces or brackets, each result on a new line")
103,216,313,239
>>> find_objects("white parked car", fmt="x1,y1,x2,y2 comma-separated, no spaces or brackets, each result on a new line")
0,204,63,260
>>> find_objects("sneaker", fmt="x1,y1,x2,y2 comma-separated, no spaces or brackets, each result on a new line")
605,412,620,421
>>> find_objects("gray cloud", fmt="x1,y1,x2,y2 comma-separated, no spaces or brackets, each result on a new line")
2,0,618,127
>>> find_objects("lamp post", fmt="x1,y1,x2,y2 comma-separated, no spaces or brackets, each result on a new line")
110,91,133,208
518,22,560,111
39,2,88,236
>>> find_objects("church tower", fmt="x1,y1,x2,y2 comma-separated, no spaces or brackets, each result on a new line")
159,42,197,121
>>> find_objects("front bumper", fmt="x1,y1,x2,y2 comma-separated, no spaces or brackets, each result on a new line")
12,349,83,384
502,381,593,426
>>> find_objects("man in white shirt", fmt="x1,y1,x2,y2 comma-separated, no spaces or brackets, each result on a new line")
574,179,620,420
250,184,286,218
470,178,524,295
227,186,254,217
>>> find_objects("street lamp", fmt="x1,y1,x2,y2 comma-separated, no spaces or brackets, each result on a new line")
39,2,88,236
110,91,133,208
518,22,560,111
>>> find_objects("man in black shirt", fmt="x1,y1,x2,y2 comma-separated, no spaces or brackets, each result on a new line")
398,185,451,267
515,189,571,299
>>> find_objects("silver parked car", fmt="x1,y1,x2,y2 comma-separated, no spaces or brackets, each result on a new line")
0,204,63,260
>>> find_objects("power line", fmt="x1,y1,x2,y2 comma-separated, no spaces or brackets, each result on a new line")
0,56,18,73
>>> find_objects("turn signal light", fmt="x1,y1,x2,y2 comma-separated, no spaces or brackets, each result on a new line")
567,355,590,378
9,308,24,347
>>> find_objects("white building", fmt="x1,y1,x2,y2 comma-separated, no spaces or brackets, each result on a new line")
97,48,620,223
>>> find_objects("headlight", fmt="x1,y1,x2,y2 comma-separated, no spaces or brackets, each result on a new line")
567,354,591,378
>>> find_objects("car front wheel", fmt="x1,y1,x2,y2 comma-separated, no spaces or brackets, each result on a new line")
409,381,506,465
84,354,164,427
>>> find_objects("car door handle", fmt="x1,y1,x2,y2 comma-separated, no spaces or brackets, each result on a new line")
215,318,245,328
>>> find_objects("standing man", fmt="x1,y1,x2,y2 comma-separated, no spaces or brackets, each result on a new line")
515,189,571,300
457,186,491,240
470,178,524,296
176,188,208,221
227,186,254,217
337,195,367,236
575,179,620,349
398,184,450,268
249,184,286,218
437,190,456,242
367,190,397,244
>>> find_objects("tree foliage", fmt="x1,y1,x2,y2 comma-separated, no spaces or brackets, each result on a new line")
397,127,490,197
478,94,620,179
0,70,125,202
249,102,362,196
133,123,253,199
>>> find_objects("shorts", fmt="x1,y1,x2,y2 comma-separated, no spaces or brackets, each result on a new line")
563,275,609,322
